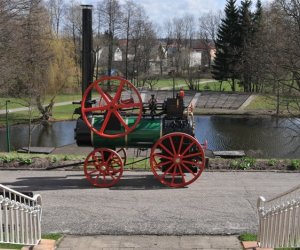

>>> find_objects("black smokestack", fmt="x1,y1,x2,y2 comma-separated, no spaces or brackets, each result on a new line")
81,5,93,102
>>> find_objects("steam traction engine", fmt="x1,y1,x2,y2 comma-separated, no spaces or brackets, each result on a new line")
75,76,207,188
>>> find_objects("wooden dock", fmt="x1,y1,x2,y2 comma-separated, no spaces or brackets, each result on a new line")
213,150,245,158
17,147,55,154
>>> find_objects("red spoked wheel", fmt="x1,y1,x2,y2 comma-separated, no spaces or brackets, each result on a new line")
84,148,123,187
81,76,143,138
150,132,205,188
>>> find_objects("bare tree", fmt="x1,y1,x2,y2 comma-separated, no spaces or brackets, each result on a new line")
0,0,31,94
97,0,123,78
121,0,139,79
198,11,221,68
63,0,81,86
9,0,53,147
47,0,65,37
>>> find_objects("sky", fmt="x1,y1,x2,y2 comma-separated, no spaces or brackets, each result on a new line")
79,0,271,26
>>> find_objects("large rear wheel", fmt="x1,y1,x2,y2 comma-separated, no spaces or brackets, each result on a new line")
150,132,205,188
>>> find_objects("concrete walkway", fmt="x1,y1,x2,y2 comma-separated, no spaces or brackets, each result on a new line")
57,235,242,250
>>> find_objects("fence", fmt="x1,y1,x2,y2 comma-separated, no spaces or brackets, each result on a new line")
257,184,300,248
0,184,42,245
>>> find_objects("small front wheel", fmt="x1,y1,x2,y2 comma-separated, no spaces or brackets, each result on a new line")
84,148,123,187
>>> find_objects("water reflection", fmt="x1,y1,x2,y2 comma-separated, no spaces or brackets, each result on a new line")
0,116,299,158
194,116,300,158
0,121,76,151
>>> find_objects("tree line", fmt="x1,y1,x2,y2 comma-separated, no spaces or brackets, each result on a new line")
213,0,300,99
0,0,299,112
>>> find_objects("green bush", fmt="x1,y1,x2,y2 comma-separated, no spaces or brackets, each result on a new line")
0,155,14,163
290,159,300,170
230,157,256,170
18,158,32,165
51,156,58,163
63,155,71,161
230,160,239,168
267,159,277,166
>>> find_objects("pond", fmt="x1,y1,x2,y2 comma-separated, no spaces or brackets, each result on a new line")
0,116,299,158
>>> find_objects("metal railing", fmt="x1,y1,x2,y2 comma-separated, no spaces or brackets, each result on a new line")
257,184,300,248
0,184,42,245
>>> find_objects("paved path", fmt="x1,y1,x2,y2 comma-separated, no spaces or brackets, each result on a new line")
0,170,299,236
57,235,242,250
0,101,76,115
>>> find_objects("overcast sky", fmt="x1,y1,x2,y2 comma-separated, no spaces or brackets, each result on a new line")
79,0,271,26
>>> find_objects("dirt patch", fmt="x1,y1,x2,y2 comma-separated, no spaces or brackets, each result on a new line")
207,158,299,172
0,157,83,170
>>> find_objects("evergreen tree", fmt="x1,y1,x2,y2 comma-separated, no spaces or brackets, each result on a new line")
238,0,263,92
212,0,240,91
239,0,254,92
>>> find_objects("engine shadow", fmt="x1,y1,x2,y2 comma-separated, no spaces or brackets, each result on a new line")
1,173,185,192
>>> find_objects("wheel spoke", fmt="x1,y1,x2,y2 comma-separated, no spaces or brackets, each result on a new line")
99,111,112,134
155,160,173,169
113,111,130,131
104,152,114,164
178,135,184,154
88,169,99,175
112,80,125,104
95,172,101,183
181,163,197,176
177,165,186,183
95,84,111,104
153,153,173,161
168,136,177,155
107,171,116,180
157,142,174,157
162,163,175,179
171,165,178,185
182,152,202,159
182,141,196,156
182,159,202,167
92,155,101,166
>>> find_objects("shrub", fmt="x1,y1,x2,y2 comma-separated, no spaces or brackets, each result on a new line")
63,155,71,161
290,159,300,170
51,156,58,163
0,155,14,163
230,157,256,170
267,159,277,166
18,158,32,165
230,160,239,168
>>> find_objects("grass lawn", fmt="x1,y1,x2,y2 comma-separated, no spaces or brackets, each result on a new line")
0,94,81,110
245,94,299,112
0,104,79,126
